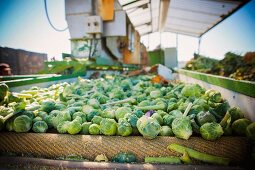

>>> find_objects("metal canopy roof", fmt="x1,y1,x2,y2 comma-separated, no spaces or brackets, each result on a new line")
118,0,250,37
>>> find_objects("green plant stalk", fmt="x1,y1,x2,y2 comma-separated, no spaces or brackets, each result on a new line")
102,98,136,106
183,103,192,117
168,144,230,165
144,156,181,164
136,104,165,111
220,112,231,128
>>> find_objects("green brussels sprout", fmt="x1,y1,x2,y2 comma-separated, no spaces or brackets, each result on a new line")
196,111,216,126
13,115,32,132
44,115,54,128
246,122,255,140
150,90,162,99
163,115,174,126
101,108,115,119
135,94,147,103
181,84,204,98
159,126,174,136
72,112,87,122
52,111,71,129
137,115,161,139
92,116,103,125
40,99,55,113
117,119,132,137
232,118,252,136
33,116,43,123
67,120,82,135
49,110,61,117
133,109,144,118
209,100,230,120
66,106,82,115
80,122,92,134
200,122,223,141
108,89,124,99
87,109,101,122
172,117,192,140
100,118,117,136
205,89,222,103
89,123,100,135
57,121,70,134
32,121,48,133
115,107,132,121
167,102,178,112
189,105,204,115
37,111,48,120
156,110,168,117
227,107,244,123
138,100,151,107
82,105,94,115
54,102,66,111
151,112,163,125
112,152,137,163
91,92,109,104
87,99,100,109
22,110,35,120
127,114,138,128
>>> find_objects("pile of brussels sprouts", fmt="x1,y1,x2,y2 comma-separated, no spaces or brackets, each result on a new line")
0,75,254,141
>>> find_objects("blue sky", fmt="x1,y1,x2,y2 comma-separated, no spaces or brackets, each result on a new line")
0,0,255,61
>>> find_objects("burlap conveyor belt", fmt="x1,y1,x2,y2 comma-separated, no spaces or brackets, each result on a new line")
0,132,251,164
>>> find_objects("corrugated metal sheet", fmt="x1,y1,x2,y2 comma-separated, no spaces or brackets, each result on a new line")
118,0,250,37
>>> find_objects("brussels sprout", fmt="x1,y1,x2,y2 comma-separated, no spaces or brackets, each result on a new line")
232,118,252,136
82,105,94,115
69,101,84,107
32,121,48,133
189,105,204,115
227,107,244,123
44,115,54,128
89,123,100,135
127,114,138,128
246,122,255,140
117,119,132,137
33,116,43,123
150,90,162,99
205,89,222,103
138,100,151,107
22,110,35,120
159,126,174,136
52,111,71,129
91,92,109,104
167,102,178,112
87,99,100,109
72,112,87,122
200,122,223,141
41,99,55,113
54,102,66,111
115,107,132,121
92,116,103,125
151,112,163,125
67,119,82,135
87,109,101,122
112,152,137,163
57,121,70,134
80,122,92,135
37,111,48,120
172,117,192,140
137,115,161,139
156,110,168,117
100,118,117,136
181,84,204,98
66,106,82,115
196,111,216,126
209,100,230,120
101,108,115,119
13,115,32,132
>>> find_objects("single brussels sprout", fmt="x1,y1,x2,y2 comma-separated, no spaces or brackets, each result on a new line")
44,115,54,128
205,89,222,103
151,112,163,125
33,116,43,123
159,126,174,136
232,118,252,136
80,122,92,135
52,111,71,129
246,122,255,140
32,121,48,133
72,112,87,122
89,123,100,135
227,107,244,123
172,117,192,140
22,110,35,120
181,84,204,98
193,98,209,111
54,102,66,111
150,90,162,99
67,119,82,135
137,114,161,139
200,122,223,141
82,105,94,115
13,115,32,132
87,99,100,109
92,116,103,125
41,99,55,113
57,121,70,134
66,106,82,116
91,92,109,104
37,111,48,120
117,119,132,137
127,114,138,128
156,110,168,117
138,100,151,107
87,109,101,122
189,105,204,115
167,102,178,112
49,110,61,117
196,111,216,126
115,107,132,121
112,152,137,163
101,108,115,119
100,118,117,136
135,94,147,103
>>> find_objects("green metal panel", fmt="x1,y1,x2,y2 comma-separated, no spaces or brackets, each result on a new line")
148,49,164,66
178,69,255,98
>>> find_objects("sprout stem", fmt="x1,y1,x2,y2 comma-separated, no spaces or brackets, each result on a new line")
144,156,181,164
183,103,192,117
